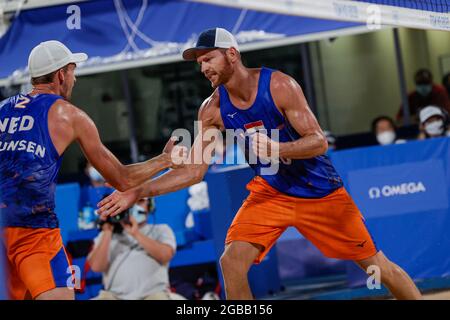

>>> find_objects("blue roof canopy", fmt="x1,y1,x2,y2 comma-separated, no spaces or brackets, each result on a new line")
0,0,364,82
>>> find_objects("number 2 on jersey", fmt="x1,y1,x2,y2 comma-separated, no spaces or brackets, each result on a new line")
15,96,30,109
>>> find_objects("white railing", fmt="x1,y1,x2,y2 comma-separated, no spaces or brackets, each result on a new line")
189,0,450,31
0,0,89,13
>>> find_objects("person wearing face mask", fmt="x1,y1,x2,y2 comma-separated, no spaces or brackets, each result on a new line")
371,116,406,146
78,162,113,230
418,105,450,140
85,162,105,187
396,69,450,124
87,197,186,300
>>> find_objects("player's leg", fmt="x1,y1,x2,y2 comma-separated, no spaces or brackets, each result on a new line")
5,257,29,300
355,251,422,300
221,177,291,300
5,227,75,300
293,187,422,300
220,241,264,299
35,287,74,300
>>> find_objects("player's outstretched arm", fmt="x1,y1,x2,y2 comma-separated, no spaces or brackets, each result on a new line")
251,72,327,160
96,93,222,217
66,103,187,191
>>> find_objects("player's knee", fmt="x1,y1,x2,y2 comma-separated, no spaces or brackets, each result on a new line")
220,252,246,277
219,252,234,273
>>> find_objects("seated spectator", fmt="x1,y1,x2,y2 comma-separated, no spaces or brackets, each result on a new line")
418,105,450,140
85,162,105,187
371,116,406,145
79,162,113,220
397,69,450,123
88,197,186,300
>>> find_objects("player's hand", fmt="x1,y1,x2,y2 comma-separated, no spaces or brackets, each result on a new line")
121,215,139,237
163,136,188,169
97,187,141,218
250,132,280,161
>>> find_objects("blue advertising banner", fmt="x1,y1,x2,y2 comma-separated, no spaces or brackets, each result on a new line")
330,137,450,286
348,160,449,218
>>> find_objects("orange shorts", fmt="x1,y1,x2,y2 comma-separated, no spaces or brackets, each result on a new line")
3,227,72,299
225,176,378,264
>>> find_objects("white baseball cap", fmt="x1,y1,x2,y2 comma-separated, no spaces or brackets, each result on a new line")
28,40,88,78
419,105,445,124
182,27,239,61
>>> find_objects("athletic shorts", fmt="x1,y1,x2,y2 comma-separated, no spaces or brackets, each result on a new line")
3,227,72,299
225,176,378,263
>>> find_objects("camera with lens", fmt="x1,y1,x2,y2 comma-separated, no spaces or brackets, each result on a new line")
97,208,131,234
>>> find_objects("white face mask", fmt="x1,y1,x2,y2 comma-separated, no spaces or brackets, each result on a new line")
424,120,444,136
376,131,396,145
130,204,148,224
88,167,104,182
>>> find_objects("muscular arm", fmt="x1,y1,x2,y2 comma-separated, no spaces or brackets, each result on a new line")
49,101,173,191
132,91,222,198
97,91,224,217
270,72,328,159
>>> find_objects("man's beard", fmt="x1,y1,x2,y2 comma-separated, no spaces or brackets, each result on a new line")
210,71,231,88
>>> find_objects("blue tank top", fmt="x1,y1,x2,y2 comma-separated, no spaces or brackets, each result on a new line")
219,67,343,198
0,93,63,228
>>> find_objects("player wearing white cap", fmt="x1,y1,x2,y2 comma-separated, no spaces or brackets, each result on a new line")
0,41,187,300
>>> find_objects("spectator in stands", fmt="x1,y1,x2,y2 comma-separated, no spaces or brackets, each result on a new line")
443,72,450,98
79,162,113,223
85,162,105,187
397,69,450,123
88,197,185,300
418,105,450,140
371,116,405,145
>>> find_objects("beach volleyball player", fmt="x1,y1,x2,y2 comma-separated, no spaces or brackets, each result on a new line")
98,28,422,300
0,41,186,299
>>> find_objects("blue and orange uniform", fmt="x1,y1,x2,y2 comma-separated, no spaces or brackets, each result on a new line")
0,93,72,299
219,67,378,263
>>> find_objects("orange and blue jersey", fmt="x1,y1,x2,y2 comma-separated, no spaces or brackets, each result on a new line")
0,93,63,228
219,67,343,198
0,93,73,299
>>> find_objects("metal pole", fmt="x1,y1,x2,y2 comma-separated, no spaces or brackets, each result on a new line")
299,42,318,116
315,42,331,130
393,28,410,126
120,70,139,163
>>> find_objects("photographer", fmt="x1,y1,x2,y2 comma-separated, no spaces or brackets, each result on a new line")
87,198,185,300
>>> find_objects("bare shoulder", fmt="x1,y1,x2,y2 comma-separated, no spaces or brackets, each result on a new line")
48,100,94,134
48,99,74,123
198,89,224,130
270,71,300,92
270,71,306,111
51,99,89,120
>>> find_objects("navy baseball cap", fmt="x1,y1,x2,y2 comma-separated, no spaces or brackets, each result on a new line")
182,27,239,61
